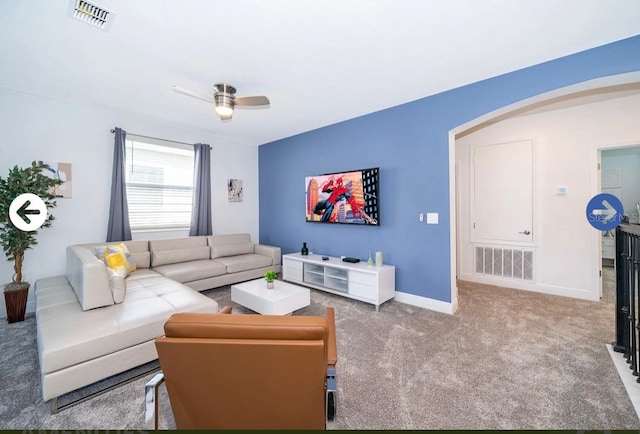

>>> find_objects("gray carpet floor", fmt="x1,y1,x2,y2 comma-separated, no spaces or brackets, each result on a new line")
1,268,638,429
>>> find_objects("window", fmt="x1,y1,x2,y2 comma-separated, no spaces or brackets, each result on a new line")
125,138,194,231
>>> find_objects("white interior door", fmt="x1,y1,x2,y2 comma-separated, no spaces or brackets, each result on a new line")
472,140,534,243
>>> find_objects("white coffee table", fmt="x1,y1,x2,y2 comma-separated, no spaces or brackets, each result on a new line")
231,279,311,315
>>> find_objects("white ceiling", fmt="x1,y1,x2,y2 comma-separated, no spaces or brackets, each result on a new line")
1,0,639,146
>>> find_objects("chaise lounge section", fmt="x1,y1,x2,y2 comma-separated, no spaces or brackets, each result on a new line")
35,233,281,411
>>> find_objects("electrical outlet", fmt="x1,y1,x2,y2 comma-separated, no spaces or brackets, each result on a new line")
419,213,424,222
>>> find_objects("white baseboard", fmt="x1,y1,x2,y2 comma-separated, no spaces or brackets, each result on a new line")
394,290,457,315
458,272,598,301
2,289,459,318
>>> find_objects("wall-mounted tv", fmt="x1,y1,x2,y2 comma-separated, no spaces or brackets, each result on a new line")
305,167,380,225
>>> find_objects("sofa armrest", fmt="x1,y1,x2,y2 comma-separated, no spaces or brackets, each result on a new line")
66,245,114,311
325,307,337,366
325,307,337,423
254,244,282,266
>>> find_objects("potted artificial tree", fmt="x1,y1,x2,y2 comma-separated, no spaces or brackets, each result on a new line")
264,270,278,289
0,161,62,323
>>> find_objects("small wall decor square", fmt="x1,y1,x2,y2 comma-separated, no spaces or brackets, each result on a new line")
38,161,72,198
228,178,243,202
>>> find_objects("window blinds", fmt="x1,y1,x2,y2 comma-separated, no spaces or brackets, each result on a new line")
125,140,194,231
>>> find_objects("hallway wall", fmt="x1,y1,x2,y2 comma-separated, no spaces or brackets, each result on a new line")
456,93,640,299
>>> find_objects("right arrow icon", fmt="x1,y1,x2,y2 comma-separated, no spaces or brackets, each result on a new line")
592,199,617,223
586,193,623,231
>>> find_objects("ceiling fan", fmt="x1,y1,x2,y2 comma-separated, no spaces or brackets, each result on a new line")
173,83,270,121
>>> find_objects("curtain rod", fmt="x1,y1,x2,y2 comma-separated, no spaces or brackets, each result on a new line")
110,129,199,147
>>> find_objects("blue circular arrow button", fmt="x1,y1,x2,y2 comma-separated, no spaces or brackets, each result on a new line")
586,193,624,231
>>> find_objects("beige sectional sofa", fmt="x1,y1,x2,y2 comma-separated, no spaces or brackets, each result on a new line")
35,233,281,409
150,234,280,291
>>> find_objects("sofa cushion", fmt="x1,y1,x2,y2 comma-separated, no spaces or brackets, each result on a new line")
123,240,151,269
214,254,273,273
152,246,210,267
35,274,220,375
150,237,209,267
208,233,252,246
35,275,79,309
150,237,207,252
208,233,254,258
126,268,162,281
153,259,227,284
210,242,254,259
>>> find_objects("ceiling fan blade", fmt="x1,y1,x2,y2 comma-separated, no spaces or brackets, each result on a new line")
236,95,270,107
172,86,215,103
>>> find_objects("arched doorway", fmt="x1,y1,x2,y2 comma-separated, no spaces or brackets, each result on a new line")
448,72,640,311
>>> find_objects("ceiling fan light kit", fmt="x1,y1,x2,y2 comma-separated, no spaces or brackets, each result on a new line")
214,104,234,118
214,99,234,117
173,83,269,121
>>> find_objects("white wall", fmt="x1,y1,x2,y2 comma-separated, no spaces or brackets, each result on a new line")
0,88,259,318
457,93,640,300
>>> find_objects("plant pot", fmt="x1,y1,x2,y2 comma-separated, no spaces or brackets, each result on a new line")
4,282,30,324
267,281,275,289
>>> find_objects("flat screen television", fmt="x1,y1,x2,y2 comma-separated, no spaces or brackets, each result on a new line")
305,167,380,225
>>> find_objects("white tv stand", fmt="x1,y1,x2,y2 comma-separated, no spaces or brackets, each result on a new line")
282,253,395,311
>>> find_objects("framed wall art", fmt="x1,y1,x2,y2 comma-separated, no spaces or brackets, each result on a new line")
38,161,72,198
228,178,243,202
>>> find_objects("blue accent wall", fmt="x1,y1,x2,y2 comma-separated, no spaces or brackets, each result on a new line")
259,35,640,303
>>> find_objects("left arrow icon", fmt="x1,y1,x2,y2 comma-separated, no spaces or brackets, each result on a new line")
17,200,41,224
9,193,47,231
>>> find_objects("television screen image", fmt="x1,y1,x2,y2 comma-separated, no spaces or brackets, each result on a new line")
305,167,380,225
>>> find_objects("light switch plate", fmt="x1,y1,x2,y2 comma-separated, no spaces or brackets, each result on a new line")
427,213,438,224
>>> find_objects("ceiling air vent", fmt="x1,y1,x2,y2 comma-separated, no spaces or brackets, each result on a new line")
68,0,114,31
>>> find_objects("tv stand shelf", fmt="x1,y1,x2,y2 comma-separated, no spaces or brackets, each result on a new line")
282,253,395,311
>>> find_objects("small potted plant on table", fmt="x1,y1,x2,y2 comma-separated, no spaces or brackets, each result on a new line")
264,270,277,289
0,161,62,323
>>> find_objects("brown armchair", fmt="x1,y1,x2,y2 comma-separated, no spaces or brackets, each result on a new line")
144,307,338,429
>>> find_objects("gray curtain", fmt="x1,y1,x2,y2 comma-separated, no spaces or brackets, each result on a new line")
189,143,213,236
106,127,132,242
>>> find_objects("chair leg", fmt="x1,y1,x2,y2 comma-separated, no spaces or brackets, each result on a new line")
326,367,337,423
144,373,165,430
50,397,59,414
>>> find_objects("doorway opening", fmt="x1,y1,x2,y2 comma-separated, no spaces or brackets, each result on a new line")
449,72,640,312
598,145,640,299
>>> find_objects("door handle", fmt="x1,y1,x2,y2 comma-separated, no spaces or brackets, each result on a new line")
519,230,531,235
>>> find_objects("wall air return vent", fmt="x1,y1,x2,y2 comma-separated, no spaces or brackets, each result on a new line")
475,246,534,281
68,0,114,31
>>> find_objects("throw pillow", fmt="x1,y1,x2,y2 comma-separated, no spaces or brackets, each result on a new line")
103,243,137,278
94,245,107,260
